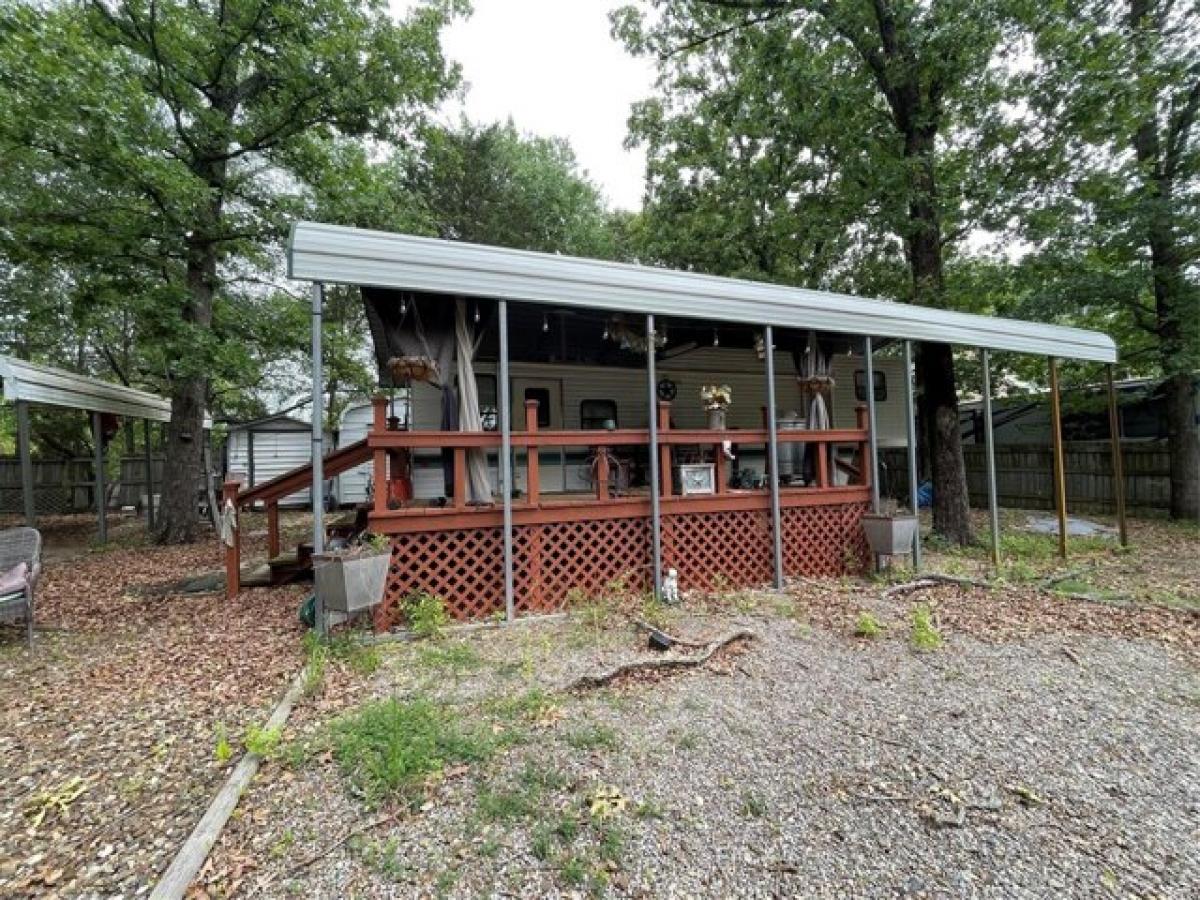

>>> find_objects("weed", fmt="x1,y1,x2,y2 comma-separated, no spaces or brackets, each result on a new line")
640,592,671,628
405,591,450,640
910,603,942,652
302,632,328,696
518,762,570,793
558,853,588,886
854,611,885,638
477,785,539,821
555,811,580,843
1000,560,1039,583
531,824,555,861
635,799,664,820
565,724,619,752
214,723,233,764
597,824,625,865
417,642,483,672
245,724,282,758
331,697,491,806
269,829,296,860
487,688,555,724
741,791,767,818
1051,577,1093,595
670,729,700,751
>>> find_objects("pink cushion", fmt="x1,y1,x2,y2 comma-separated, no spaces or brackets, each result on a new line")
0,562,29,595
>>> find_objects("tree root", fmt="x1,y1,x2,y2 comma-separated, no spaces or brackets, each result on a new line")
565,629,756,692
881,574,988,599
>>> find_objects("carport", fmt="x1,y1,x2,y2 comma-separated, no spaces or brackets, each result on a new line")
0,356,212,541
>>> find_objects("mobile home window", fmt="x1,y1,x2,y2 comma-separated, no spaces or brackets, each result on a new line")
854,370,887,402
525,387,552,428
580,399,618,430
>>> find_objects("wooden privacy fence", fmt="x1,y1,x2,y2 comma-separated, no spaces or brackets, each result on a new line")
0,456,165,515
880,441,1170,516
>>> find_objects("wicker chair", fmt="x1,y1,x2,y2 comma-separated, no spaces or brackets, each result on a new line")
0,527,41,649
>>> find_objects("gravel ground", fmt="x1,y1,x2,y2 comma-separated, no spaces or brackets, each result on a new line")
208,581,1200,900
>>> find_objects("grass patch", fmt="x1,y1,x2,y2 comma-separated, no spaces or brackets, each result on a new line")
332,697,491,806
910,603,942,652
405,591,450,640
853,611,885,638
564,724,619,752
302,632,380,695
741,791,767,818
244,724,282,758
417,642,483,672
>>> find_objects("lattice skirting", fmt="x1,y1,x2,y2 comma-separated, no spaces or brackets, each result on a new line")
375,501,869,630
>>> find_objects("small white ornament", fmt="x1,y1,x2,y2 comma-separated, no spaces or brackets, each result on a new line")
662,567,680,605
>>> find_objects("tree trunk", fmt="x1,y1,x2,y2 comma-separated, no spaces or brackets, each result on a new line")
1164,372,1200,519
905,127,973,545
156,238,216,543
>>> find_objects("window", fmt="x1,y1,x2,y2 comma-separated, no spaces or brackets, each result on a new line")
525,387,552,428
854,370,887,402
476,375,498,431
580,399,618,430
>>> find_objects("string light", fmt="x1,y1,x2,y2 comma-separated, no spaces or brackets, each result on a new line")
602,323,610,340
712,328,720,347
399,296,407,316
473,304,480,324
542,313,549,333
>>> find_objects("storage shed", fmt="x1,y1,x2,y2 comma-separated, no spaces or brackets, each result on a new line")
225,415,327,508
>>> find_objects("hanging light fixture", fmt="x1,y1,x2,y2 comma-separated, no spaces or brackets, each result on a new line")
602,322,610,340
399,296,407,317
542,313,550,333
473,303,480,324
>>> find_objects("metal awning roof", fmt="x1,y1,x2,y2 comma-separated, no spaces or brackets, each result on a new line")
287,221,1118,363
0,356,212,427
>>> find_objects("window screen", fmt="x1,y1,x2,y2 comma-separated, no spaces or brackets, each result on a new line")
580,399,618,430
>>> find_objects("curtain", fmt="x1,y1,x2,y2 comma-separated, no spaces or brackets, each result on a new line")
455,298,492,501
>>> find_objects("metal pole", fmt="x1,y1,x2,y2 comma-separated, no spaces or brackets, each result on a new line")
1048,356,1068,560
864,336,880,514
143,418,154,530
902,341,921,570
499,299,515,622
16,400,35,527
764,325,784,589
1106,364,1129,547
981,349,1001,566
646,314,662,597
311,282,326,634
93,410,106,544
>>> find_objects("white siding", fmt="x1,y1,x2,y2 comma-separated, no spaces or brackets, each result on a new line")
226,419,322,507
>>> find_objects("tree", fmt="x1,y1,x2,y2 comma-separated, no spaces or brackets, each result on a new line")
1022,0,1200,519
615,0,1035,543
404,120,618,257
0,1,460,541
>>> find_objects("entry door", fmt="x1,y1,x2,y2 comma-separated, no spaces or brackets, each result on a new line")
512,378,564,493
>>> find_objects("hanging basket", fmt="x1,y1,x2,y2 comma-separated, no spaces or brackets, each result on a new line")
387,355,439,383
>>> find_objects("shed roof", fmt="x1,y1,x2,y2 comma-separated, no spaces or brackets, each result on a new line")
0,356,212,427
287,221,1117,364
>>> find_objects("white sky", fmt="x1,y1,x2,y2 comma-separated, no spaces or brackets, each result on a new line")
393,0,656,211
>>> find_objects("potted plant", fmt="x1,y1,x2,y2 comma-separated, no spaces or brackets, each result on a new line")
700,383,732,430
313,533,390,614
861,499,919,560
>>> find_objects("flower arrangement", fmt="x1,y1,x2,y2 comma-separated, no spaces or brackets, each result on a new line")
700,383,732,410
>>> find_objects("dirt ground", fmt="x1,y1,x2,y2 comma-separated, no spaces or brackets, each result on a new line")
1,511,1197,898
199,514,1198,900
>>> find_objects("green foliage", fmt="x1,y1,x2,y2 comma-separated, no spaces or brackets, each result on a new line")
332,697,491,806
564,724,620,753
910,604,943,652
213,723,233,764
854,612,885,639
245,724,283,758
417,642,483,673
404,591,450,640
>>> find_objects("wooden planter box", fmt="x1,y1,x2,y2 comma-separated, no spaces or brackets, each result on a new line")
313,552,389,613
862,514,918,556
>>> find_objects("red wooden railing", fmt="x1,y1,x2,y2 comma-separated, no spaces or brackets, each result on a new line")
365,395,872,533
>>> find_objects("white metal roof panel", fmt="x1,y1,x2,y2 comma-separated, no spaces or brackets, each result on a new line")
287,221,1117,363
0,356,213,426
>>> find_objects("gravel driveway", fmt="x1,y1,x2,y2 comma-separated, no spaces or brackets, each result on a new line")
208,583,1200,899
